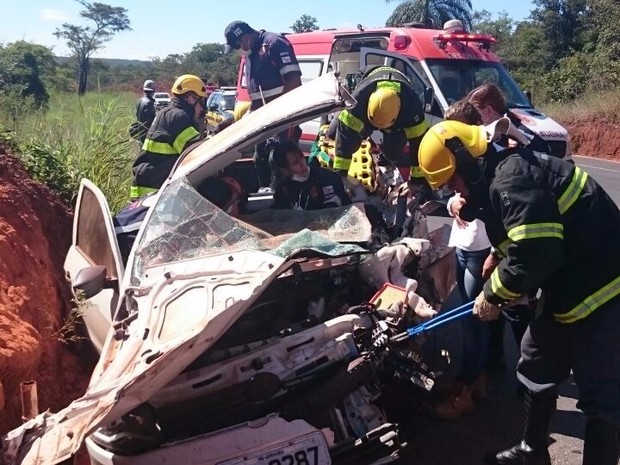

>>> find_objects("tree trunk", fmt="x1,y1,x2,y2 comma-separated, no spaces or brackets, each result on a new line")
77,56,89,95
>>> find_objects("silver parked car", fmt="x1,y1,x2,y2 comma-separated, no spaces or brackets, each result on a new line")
153,92,171,109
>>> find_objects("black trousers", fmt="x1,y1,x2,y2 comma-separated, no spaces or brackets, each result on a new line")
517,297,620,427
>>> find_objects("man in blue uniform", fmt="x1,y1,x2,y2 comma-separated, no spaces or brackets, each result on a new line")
418,119,620,465
224,20,302,190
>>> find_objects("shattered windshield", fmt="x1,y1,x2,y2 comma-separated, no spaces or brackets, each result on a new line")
131,178,371,282
427,59,532,107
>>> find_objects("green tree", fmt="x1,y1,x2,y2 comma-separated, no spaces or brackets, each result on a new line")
0,41,56,106
151,53,185,84
385,0,473,30
184,43,226,77
471,10,514,44
498,22,552,100
291,14,320,33
530,0,589,60
544,52,589,101
586,0,620,91
54,0,131,95
204,53,239,86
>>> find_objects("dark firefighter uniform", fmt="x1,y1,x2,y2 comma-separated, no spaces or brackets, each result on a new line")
135,94,156,143
245,30,302,188
334,66,429,178
478,148,620,430
131,99,201,199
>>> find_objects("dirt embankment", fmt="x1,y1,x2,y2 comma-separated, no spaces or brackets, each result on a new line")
0,145,92,433
560,117,620,160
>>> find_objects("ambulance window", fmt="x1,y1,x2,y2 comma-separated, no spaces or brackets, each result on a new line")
298,59,324,83
390,57,428,109
426,59,531,108
471,68,499,89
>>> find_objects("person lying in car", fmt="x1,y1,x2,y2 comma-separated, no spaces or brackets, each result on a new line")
270,140,351,211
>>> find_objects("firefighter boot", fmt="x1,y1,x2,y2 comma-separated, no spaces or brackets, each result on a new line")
582,418,620,465
484,389,556,465
431,383,474,420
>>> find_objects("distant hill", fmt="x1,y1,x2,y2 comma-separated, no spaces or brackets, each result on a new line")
55,56,151,66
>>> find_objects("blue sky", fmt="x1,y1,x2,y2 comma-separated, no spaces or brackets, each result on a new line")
3,0,535,60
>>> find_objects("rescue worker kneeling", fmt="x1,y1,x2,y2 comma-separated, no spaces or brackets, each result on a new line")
270,141,351,210
418,119,620,465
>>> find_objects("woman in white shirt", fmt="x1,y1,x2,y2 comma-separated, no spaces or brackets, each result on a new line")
431,99,491,420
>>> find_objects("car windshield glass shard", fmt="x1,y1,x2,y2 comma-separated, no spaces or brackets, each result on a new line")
132,178,265,281
132,178,372,283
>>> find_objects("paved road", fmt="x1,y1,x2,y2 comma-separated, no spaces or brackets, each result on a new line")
574,155,620,200
403,155,620,465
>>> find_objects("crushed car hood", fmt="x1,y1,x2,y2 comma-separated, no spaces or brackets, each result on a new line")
1,73,350,465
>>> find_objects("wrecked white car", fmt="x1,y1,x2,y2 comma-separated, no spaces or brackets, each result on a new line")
1,73,455,465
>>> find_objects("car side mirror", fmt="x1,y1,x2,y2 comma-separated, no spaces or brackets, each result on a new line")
424,87,434,113
524,90,533,105
72,265,107,299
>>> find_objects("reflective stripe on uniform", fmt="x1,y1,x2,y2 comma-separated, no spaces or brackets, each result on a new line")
496,239,510,258
409,166,424,178
507,223,564,242
558,166,588,214
250,85,284,101
280,64,301,76
490,268,521,301
172,126,200,154
338,110,364,134
404,119,430,139
130,185,158,199
376,80,401,92
143,139,177,155
366,66,402,79
555,275,620,324
333,156,352,171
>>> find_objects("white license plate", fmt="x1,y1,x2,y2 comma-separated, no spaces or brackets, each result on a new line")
219,432,331,465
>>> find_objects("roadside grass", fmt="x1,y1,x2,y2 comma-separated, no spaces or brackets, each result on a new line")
0,90,139,213
540,87,620,123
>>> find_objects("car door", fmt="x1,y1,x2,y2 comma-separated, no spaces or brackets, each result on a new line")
359,47,443,126
63,179,124,353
